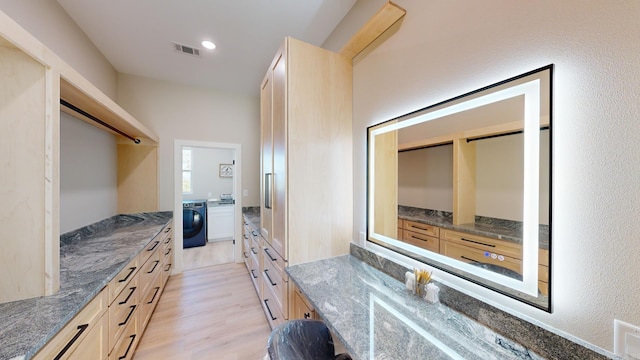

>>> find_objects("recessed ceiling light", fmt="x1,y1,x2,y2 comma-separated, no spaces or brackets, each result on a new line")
201,40,216,50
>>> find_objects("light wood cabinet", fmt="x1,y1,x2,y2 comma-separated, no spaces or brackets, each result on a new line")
0,9,159,305
292,286,317,321
258,37,352,328
33,288,108,360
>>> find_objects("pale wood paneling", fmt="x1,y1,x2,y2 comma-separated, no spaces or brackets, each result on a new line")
0,44,48,303
133,264,271,360
372,125,398,238
453,138,476,225
117,144,158,214
287,37,353,265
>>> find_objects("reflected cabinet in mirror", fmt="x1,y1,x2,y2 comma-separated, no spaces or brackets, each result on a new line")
367,65,552,311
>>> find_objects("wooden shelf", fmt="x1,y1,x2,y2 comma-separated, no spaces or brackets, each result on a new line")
339,1,406,59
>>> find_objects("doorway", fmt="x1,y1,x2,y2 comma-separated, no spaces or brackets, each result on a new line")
173,140,242,274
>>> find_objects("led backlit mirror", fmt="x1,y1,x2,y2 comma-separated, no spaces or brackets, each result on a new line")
367,65,552,311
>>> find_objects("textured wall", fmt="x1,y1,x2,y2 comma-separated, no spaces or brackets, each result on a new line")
343,0,640,353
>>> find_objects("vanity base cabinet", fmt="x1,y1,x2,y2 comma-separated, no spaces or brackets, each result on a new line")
259,36,352,328
292,286,317,321
33,288,108,360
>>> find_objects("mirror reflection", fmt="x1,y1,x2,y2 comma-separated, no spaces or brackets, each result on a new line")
367,65,552,310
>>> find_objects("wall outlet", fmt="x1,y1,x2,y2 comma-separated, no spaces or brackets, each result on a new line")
359,231,366,246
614,319,640,358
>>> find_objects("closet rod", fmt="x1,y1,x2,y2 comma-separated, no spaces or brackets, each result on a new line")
466,126,549,143
398,142,452,153
60,99,141,144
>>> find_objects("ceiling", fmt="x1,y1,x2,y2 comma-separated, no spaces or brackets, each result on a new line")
56,0,356,97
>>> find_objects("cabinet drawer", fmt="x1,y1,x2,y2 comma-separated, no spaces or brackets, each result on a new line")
404,220,439,238
108,275,139,352
263,236,286,279
161,247,173,287
441,240,522,275
34,288,108,360
139,274,163,331
108,312,138,360
440,229,522,259
262,256,287,315
139,238,162,269
161,225,174,252
249,250,261,296
402,229,440,253
262,285,286,329
71,314,108,360
139,248,162,297
108,257,139,305
242,236,251,270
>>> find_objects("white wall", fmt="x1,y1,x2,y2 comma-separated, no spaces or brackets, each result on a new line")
338,0,640,352
116,73,260,210
60,112,117,233
398,145,453,211
183,147,234,201
0,0,117,98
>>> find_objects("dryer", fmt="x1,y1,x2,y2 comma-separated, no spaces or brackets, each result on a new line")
183,200,207,248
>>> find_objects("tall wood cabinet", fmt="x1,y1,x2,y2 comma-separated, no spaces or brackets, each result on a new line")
258,37,353,327
0,9,159,304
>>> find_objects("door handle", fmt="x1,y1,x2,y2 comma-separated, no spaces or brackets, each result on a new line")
264,173,272,209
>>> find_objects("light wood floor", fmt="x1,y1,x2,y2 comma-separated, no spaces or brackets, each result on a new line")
182,240,235,271
133,263,272,360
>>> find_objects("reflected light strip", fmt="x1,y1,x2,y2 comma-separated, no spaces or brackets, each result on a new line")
369,79,541,296
369,294,465,360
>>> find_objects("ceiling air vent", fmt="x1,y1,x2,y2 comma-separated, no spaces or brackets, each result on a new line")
173,42,200,57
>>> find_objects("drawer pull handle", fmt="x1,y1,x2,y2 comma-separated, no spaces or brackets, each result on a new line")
147,240,160,252
411,235,429,242
461,255,480,264
411,225,431,231
251,247,258,255
460,237,496,248
54,324,88,360
119,286,137,305
251,230,258,237
119,267,137,283
119,305,136,326
244,234,249,240
164,263,172,271
304,312,311,319
119,334,136,360
164,236,172,244
147,260,160,274
264,299,277,321
164,247,171,256
251,269,258,279
264,269,277,286
264,248,277,262
164,227,171,233
148,286,161,304
243,251,249,259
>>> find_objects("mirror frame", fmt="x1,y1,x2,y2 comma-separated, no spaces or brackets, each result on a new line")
366,65,553,311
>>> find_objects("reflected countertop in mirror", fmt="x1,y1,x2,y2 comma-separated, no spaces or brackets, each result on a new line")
287,255,543,360
399,206,549,249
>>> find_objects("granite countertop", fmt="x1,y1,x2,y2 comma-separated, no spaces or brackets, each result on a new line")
242,207,260,231
398,206,549,250
0,211,173,360
287,255,544,360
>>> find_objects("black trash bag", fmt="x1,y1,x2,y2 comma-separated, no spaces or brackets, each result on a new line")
267,320,351,360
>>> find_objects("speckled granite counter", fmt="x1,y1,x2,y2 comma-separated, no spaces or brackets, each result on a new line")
242,206,260,230
399,206,549,249
287,255,544,360
288,249,614,360
0,211,173,360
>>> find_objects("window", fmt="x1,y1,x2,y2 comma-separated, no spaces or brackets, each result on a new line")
182,148,192,194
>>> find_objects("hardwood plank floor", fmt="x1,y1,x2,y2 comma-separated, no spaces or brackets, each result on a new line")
134,263,271,360
183,240,235,271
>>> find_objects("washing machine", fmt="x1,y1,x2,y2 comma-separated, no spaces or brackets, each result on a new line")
183,200,207,248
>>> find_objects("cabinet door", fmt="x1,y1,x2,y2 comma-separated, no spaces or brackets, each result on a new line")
260,69,274,242
271,46,287,260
